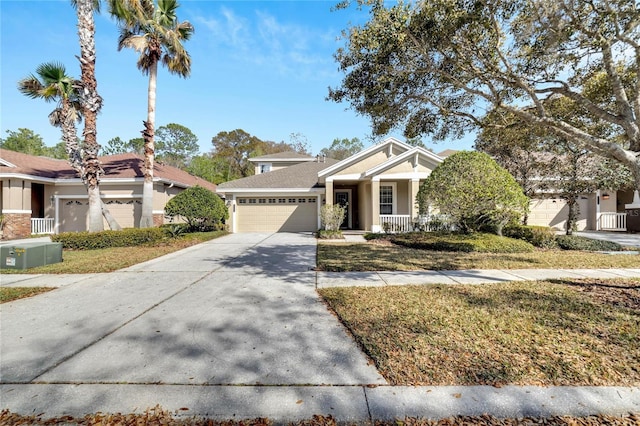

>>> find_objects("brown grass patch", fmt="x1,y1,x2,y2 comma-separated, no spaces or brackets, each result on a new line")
319,279,640,386
4,231,227,274
317,243,640,271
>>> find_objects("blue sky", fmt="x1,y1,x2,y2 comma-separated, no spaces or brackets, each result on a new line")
1,0,472,155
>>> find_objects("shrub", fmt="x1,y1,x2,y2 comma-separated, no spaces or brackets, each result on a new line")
556,235,623,251
52,228,168,250
321,204,346,231
316,229,344,239
503,224,557,249
164,186,228,231
364,233,389,241
417,151,528,235
391,232,534,253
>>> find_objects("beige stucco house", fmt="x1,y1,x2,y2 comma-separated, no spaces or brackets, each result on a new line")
217,138,443,233
217,137,633,233
0,149,216,240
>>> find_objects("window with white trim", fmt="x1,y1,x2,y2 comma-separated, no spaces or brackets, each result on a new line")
259,163,271,174
380,185,393,215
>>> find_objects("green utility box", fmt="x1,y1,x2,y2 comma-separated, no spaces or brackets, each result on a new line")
0,242,63,270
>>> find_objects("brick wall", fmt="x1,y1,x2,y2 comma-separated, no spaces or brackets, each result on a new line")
1,213,31,240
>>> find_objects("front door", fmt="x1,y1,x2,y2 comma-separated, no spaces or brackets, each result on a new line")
334,190,351,229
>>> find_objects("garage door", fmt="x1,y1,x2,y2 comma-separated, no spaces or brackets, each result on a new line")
236,197,317,232
528,197,589,231
60,198,142,232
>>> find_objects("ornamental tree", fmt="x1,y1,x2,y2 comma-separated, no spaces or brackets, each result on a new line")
417,151,528,235
164,186,228,231
330,0,640,192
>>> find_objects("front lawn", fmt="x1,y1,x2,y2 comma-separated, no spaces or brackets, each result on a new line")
317,242,640,271
3,230,227,274
320,278,640,386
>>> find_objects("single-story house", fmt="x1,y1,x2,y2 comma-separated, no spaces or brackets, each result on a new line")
0,149,217,240
217,137,634,233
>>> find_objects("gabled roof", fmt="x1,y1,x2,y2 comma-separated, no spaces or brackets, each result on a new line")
249,151,315,162
363,147,442,177
437,149,458,158
0,149,216,191
317,137,412,179
217,158,339,192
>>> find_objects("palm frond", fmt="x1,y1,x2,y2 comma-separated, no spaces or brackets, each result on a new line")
17,76,46,100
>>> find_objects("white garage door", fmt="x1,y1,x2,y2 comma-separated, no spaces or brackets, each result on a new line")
528,197,589,231
60,198,142,232
236,197,317,232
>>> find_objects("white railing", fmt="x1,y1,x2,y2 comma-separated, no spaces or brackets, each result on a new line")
380,215,413,233
597,213,626,231
31,218,55,235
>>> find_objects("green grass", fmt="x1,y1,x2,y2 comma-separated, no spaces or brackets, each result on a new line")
320,278,640,386
317,242,640,271
3,231,228,274
0,287,53,303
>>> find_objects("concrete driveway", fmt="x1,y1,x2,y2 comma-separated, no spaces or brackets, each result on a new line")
1,233,385,386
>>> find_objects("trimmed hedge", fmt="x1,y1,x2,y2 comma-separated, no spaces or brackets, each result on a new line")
52,228,169,250
503,224,557,249
391,232,535,253
556,235,623,252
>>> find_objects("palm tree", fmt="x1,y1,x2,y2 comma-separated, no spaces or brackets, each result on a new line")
73,0,105,232
18,62,83,169
109,0,194,227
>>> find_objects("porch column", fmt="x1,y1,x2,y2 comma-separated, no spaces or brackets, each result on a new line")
371,178,381,232
595,189,601,230
325,179,334,206
410,178,420,219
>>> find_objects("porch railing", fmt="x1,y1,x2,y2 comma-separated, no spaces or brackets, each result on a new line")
380,215,413,233
31,218,55,235
597,212,626,231
379,214,457,233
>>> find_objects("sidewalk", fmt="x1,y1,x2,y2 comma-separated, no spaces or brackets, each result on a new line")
2,231,639,422
316,268,640,288
2,383,638,422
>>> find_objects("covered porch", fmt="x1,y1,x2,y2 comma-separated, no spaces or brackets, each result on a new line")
324,177,423,233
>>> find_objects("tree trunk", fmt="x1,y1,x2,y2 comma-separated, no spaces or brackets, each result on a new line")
76,0,104,232
565,198,578,236
101,201,122,231
139,61,158,228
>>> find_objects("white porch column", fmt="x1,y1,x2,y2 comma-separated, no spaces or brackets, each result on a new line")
371,178,381,232
230,194,237,233
325,179,334,206
596,189,601,230
410,178,420,219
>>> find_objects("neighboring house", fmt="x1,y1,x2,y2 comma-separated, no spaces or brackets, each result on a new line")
528,190,635,232
217,138,633,233
0,149,216,240
217,138,443,233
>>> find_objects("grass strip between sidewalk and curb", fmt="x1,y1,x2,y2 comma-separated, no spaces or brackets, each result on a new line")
317,242,640,271
2,408,639,426
0,286,53,303
319,278,640,387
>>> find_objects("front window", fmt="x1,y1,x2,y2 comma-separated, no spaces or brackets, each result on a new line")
380,185,393,214
259,163,271,174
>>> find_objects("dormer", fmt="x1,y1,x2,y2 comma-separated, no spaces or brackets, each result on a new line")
249,151,316,174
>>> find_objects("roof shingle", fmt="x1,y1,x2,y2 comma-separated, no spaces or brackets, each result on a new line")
0,149,216,191
218,158,338,190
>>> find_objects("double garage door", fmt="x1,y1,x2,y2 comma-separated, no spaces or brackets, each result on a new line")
60,198,142,232
236,197,318,232
528,197,590,231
